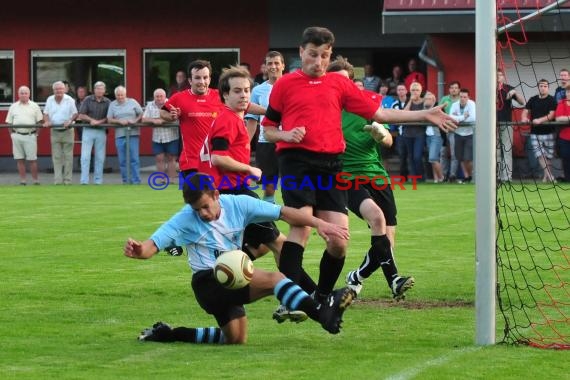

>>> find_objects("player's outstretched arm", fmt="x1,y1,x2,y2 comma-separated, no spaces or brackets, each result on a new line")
124,238,159,259
279,207,349,242
373,104,457,133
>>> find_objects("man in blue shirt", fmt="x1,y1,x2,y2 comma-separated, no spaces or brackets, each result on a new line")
124,173,355,344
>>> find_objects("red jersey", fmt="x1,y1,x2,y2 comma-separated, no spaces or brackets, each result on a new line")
163,89,223,171
198,106,251,189
262,70,379,154
555,100,570,141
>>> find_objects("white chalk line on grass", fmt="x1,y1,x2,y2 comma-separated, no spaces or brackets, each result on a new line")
385,346,482,380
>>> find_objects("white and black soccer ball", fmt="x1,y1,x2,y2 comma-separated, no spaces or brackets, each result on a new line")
214,250,254,289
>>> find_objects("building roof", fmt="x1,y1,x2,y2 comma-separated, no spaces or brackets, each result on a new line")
383,0,570,33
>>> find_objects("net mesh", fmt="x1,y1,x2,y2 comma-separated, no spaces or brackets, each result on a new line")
495,1,570,349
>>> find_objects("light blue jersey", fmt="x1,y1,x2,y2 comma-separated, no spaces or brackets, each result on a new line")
245,81,272,143
150,195,281,273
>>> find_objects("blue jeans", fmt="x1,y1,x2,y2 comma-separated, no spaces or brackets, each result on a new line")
559,138,570,181
404,135,426,181
80,127,107,184
115,135,140,184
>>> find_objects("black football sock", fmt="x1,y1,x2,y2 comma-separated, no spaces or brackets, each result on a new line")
274,278,320,321
278,241,305,284
362,235,398,287
299,268,317,294
172,326,225,344
317,250,345,297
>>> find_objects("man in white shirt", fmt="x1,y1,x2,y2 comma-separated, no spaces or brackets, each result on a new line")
6,86,43,185
43,81,78,185
449,88,476,183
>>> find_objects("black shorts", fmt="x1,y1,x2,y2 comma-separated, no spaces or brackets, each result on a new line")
255,142,279,182
277,149,348,214
191,269,249,327
347,182,397,226
220,187,280,248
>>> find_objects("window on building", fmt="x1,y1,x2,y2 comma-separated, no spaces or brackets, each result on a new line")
0,50,14,107
31,50,126,103
143,49,239,101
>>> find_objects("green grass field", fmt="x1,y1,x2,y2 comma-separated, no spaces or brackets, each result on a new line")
1,183,567,379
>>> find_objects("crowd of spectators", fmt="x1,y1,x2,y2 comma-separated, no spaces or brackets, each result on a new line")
5,61,570,185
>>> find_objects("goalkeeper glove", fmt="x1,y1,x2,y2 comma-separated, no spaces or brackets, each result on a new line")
363,122,390,143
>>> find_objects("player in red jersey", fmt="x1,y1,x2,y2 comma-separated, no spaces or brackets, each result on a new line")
159,60,263,257
197,67,319,323
262,26,456,305
160,60,264,175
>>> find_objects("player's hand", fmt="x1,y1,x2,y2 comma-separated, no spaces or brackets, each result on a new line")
124,238,143,258
247,166,262,181
428,105,457,132
363,122,389,143
169,105,181,120
315,220,350,242
283,126,306,143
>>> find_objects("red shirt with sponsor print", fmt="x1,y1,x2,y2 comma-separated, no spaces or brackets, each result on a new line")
261,70,379,154
198,106,251,189
163,89,222,171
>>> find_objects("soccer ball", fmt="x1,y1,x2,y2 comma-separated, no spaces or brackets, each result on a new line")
214,250,254,289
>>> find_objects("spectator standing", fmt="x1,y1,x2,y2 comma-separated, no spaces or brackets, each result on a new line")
520,79,557,182
142,88,179,180
6,85,43,185
386,64,403,96
424,92,444,182
107,86,143,185
496,69,525,182
404,58,426,92
554,86,570,182
168,69,190,97
449,88,476,183
253,62,267,86
439,81,461,182
74,85,88,141
554,68,569,103
403,81,426,181
42,81,78,185
392,84,409,178
362,63,381,93
78,81,111,185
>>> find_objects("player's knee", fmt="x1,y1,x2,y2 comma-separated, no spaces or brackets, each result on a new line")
326,240,348,258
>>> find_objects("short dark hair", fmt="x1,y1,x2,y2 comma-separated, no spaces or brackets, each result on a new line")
187,60,212,78
460,88,470,95
265,50,285,64
326,56,354,79
182,173,217,205
300,26,335,48
538,78,549,86
449,81,461,88
217,66,252,103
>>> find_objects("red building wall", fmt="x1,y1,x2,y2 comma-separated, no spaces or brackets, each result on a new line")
0,0,269,157
427,34,476,99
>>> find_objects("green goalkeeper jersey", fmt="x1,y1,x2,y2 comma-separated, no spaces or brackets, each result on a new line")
340,110,390,185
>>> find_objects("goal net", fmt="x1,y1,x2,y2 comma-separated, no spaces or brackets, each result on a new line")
495,0,570,349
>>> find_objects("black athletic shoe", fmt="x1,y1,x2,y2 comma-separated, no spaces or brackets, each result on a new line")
165,246,183,256
318,287,356,334
391,276,415,301
138,321,172,341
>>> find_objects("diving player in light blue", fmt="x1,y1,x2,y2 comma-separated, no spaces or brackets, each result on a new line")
124,172,356,344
